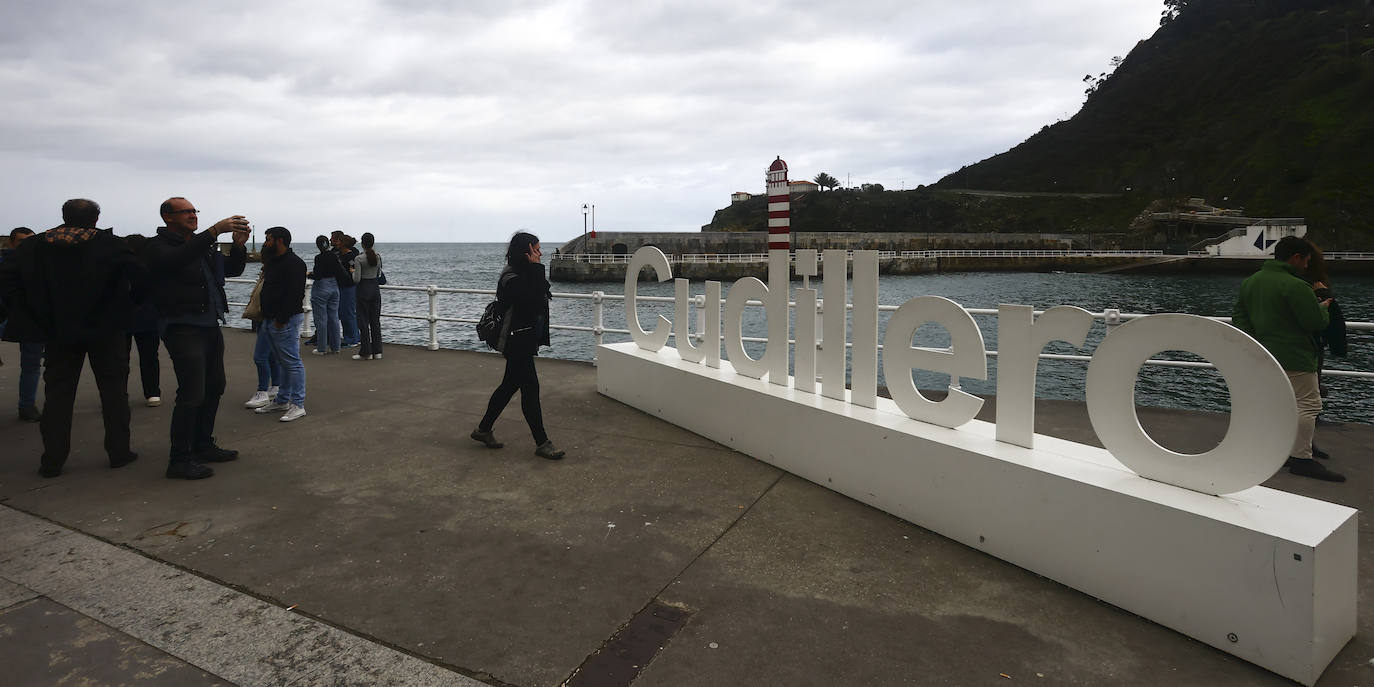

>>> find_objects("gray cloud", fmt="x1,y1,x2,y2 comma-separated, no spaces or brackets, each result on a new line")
0,0,1162,241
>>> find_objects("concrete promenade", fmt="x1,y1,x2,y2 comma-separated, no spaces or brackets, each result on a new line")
0,329,1370,686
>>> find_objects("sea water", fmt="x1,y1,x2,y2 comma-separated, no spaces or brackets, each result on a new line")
227,243,1374,423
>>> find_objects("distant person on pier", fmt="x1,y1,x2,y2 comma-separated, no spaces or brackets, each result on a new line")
308,235,345,355
0,227,44,422
1303,247,1346,449
254,226,308,422
0,200,139,477
353,232,384,360
144,197,249,480
1233,236,1341,482
332,230,360,349
123,234,163,408
240,266,282,412
470,231,566,460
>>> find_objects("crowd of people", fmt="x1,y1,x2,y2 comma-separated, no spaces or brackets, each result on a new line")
0,197,394,479
4,201,1337,481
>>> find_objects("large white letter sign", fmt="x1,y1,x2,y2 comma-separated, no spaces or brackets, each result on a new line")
995,305,1094,448
881,296,987,428
1085,314,1297,495
624,247,672,352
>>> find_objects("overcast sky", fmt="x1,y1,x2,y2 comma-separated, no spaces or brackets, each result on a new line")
1,1,1163,244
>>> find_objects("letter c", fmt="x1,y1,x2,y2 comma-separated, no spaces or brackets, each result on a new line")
624,246,672,351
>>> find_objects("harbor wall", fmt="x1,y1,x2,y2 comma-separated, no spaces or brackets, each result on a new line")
557,231,1077,255
553,255,1178,283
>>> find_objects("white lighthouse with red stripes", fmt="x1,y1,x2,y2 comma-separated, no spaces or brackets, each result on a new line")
766,156,790,250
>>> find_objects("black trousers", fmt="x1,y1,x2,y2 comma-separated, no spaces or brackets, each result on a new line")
126,331,161,398
356,279,383,357
479,352,547,445
40,332,131,468
161,324,226,459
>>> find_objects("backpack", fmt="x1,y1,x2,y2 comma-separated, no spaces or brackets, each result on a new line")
476,299,513,351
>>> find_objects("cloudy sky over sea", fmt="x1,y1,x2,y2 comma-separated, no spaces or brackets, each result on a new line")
1,1,1162,243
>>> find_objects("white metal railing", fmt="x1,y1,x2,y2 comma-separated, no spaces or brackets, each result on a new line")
553,250,1170,264
227,277,1374,380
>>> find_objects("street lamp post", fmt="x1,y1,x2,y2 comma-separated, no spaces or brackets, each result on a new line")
582,203,589,251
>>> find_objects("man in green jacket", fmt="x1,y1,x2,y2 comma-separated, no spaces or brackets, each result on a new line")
1233,236,1340,482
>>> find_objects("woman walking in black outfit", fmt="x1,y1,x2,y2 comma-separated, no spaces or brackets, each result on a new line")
470,232,565,460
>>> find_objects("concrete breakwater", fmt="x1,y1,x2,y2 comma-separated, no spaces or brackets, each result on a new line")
551,253,1184,282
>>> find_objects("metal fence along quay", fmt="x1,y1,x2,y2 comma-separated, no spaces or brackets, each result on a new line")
226,277,1374,382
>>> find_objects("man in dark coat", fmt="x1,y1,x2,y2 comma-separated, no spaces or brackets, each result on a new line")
256,226,308,422
0,200,140,477
0,226,44,422
142,197,250,479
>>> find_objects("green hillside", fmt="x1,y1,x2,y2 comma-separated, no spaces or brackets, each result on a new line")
934,0,1374,249
708,1,1374,249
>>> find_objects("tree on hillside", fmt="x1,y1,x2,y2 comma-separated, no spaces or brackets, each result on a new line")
813,172,839,191
1161,0,1188,25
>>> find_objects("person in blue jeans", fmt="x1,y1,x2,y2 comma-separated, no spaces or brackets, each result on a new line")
1,227,43,422
332,231,359,347
256,227,308,422
308,235,344,355
242,271,282,409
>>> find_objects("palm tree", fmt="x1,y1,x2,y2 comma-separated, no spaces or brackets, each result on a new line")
813,172,839,191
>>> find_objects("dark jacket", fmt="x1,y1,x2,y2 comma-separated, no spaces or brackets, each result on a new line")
0,226,139,344
143,227,246,319
311,250,346,285
334,246,358,288
260,247,308,325
497,261,552,357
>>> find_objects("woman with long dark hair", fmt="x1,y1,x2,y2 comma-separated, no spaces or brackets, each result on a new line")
470,232,565,460
353,232,384,360
307,235,343,355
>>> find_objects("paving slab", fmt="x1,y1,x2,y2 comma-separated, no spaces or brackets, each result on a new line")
0,330,1371,686
0,597,230,686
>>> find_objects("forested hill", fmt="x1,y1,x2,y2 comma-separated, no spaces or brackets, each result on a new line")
933,0,1374,248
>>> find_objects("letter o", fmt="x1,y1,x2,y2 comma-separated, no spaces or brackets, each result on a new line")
1085,314,1297,495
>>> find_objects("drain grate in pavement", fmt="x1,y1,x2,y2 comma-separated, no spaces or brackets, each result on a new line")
564,601,692,687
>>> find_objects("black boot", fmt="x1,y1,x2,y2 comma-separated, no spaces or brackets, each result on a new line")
1287,457,1345,482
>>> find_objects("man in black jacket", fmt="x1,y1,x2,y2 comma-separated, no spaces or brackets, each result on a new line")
143,197,250,479
0,199,140,477
256,226,308,422
0,226,44,422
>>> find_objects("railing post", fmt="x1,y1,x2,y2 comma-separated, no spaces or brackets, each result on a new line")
1104,308,1122,334
427,284,439,350
302,281,315,339
694,294,706,344
592,290,605,366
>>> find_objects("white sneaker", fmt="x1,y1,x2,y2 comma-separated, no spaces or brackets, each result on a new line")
311,350,327,356
268,385,280,400
254,401,289,414
244,390,272,408
351,353,366,360
280,404,307,422
372,354,382,360
145,396,161,407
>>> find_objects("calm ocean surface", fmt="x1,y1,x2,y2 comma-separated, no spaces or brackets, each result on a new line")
227,242,1374,424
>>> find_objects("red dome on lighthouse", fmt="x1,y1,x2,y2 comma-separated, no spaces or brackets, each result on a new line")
768,156,788,172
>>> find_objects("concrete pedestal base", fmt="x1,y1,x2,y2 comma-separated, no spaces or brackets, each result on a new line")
597,341,1357,685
